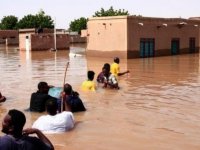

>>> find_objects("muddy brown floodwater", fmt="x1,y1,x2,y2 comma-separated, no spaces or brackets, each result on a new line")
0,44,200,150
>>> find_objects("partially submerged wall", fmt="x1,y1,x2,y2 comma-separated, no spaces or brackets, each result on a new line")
31,34,70,50
19,28,70,51
0,30,19,45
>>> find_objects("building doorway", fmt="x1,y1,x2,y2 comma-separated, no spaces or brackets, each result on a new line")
171,39,180,55
140,38,155,58
25,35,30,51
189,37,195,53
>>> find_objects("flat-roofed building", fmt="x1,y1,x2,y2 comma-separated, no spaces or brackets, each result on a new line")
0,30,19,45
87,16,200,58
19,28,70,51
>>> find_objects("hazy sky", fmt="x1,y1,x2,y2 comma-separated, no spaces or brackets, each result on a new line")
0,0,199,29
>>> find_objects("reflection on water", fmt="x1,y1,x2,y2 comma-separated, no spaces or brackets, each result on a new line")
0,44,200,150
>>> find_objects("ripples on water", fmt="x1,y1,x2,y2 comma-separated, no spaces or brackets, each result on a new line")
0,44,200,149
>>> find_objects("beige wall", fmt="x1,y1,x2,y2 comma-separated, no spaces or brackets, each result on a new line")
81,29,87,37
19,33,32,51
19,29,35,51
87,16,128,58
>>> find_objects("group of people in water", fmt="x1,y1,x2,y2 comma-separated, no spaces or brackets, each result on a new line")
0,57,129,149
82,57,129,91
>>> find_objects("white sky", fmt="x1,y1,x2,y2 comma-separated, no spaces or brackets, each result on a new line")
0,0,199,29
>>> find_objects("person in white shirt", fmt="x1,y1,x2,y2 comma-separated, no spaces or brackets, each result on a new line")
32,98,74,133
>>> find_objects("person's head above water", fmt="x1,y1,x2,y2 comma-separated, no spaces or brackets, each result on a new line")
38,82,49,94
64,83,72,95
102,63,110,76
2,109,26,137
64,83,79,97
103,63,110,70
87,70,95,81
46,98,58,116
114,57,120,64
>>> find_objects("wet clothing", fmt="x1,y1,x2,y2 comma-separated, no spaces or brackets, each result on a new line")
96,72,105,83
0,134,51,150
81,80,96,91
111,62,119,77
32,111,74,133
97,72,118,86
30,91,57,112
66,95,86,112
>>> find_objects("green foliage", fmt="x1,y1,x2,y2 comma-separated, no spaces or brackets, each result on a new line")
69,17,88,34
93,6,129,17
17,10,54,29
0,15,18,29
17,14,37,29
68,7,129,33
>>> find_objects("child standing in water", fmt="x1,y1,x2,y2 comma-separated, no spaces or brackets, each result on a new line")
81,70,96,91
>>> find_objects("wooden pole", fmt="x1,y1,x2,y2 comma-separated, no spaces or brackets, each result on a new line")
63,62,70,88
61,61,70,112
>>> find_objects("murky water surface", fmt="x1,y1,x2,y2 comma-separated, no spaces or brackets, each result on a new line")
0,44,200,150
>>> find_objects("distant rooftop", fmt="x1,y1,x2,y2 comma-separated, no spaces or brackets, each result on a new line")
189,17,200,20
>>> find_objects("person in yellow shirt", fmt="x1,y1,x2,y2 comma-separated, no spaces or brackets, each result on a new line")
81,71,96,91
111,57,129,77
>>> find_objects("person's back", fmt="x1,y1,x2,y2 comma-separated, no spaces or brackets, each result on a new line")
64,83,86,112
29,82,57,112
81,70,96,91
67,94,86,112
32,99,74,133
110,57,129,77
30,92,51,112
111,61,119,77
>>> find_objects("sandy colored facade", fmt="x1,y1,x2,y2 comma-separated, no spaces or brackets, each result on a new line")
87,16,200,59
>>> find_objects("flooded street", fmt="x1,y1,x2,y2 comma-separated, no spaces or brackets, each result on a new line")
0,44,200,150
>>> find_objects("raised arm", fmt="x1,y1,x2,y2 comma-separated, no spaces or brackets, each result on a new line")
23,128,54,150
118,70,130,76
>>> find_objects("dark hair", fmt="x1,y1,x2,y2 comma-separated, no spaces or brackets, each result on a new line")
8,109,26,132
103,63,110,71
64,83,72,95
46,98,58,115
38,81,48,90
64,83,79,96
88,70,95,80
114,57,120,63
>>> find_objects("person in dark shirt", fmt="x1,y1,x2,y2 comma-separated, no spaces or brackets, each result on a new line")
29,82,57,112
0,109,54,150
62,83,86,112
